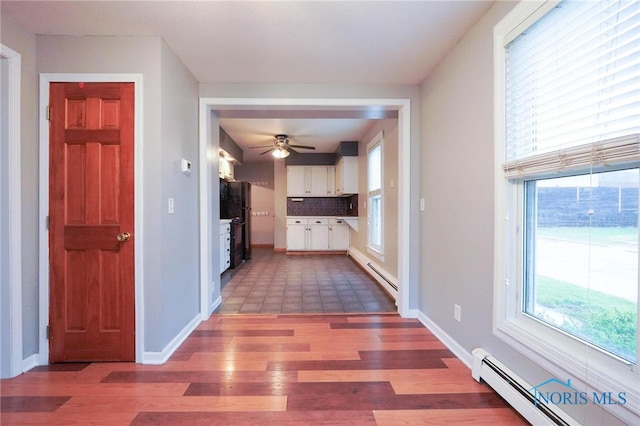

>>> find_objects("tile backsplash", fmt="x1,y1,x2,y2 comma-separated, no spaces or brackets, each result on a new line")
288,195,358,216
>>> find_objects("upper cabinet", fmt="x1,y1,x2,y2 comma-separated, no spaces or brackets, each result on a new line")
335,156,358,196
219,157,234,180
287,166,335,197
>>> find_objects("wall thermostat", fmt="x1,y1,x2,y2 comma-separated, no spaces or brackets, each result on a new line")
181,158,192,175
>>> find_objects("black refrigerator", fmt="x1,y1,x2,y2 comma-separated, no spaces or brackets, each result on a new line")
220,181,252,267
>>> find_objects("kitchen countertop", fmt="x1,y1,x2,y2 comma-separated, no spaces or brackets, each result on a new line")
286,216,359,231
286,215,357,218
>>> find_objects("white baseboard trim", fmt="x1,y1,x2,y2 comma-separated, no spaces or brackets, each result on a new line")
22,354,40,374
415,310,473,369
142,313,200,364
210,295,222,317
348,246,398,300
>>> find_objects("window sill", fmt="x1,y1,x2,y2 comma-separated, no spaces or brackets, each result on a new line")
367,246,385,262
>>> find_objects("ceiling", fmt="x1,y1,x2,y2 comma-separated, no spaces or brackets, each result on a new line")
2,0,495,162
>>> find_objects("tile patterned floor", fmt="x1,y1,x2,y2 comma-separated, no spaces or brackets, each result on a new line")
216,249,397,314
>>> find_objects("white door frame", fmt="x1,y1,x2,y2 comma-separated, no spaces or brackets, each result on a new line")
198,97,412,319
38,74,145,364
1,44,23,378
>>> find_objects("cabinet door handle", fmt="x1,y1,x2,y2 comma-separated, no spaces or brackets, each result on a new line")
315,220,321,223
295,220,301,223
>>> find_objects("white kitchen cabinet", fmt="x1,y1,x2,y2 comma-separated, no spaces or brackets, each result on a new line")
309,218,329,250
286,218,307,251
219,157,234,181
286,167,307,196
287,166,335,197
335,156,358,195
329,219,350,250
286,217,349,251
220,221,231,274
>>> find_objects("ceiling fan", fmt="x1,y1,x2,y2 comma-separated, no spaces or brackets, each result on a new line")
250,134,316,159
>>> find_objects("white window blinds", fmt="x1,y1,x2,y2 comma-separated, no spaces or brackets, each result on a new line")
504,0,640,176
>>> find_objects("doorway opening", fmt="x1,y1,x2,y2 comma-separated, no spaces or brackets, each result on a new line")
198,98,413,320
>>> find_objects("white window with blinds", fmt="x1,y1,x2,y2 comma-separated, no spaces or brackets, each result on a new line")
367,131,384,258
495,0,639,422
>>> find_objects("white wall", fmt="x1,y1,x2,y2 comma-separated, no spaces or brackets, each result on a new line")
234,161,276,246
0,16,38,370
419,2,625,424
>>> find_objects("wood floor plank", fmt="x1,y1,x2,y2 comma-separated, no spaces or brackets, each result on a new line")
1,396,71,412
1,411,138,425
130,410,377,426
346,315,419,323
184,381,395,397
389,377,494,395
379,333,441,342
267,357,448,371
374,408,528,425
330,322,425,329
101,370,299,384
298,368,477,383
287,391,510,411
187,350,363,362
0,383,189,397
358,349,455,360
54,395,287,413
191,329,295,337
309,340,448,352
29,363,90,372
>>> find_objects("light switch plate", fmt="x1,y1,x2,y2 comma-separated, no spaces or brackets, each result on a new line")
181,158,191,175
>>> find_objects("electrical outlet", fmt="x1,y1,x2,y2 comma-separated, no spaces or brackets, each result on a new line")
454,304,461,322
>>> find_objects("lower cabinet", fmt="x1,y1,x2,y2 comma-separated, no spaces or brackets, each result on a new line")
286,220,307,251
309,219,329,250
329,219,350,250
286,217,350,251
220,222,231,274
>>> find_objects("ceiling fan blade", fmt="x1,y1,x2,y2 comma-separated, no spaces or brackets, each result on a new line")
259,148,275,155
288,147,299,154
249,145,276,149
289,145,316,150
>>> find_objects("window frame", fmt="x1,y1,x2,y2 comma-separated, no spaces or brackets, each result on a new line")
367,131,384,260
493,1,640,422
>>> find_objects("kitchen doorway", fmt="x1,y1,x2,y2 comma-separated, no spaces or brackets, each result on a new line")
199,97,413,320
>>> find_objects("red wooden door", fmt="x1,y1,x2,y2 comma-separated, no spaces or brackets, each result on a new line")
49,82,135,362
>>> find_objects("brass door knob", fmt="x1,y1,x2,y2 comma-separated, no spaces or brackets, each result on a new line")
117,232,131,242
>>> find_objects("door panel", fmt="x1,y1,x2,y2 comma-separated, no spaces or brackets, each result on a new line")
49,82,135,362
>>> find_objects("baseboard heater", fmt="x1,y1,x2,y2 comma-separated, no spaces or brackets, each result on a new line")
471,348,578,426
367,262,398,291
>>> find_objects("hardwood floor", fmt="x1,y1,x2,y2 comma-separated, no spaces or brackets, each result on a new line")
1,314,527,425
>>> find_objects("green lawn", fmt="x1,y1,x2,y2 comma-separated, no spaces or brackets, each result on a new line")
537,226,638,245
534,275,637,362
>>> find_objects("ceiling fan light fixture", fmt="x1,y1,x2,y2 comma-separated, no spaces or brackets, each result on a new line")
272,147,290,159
